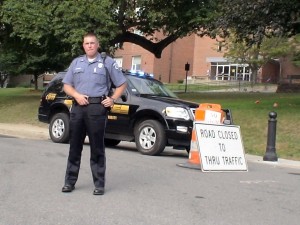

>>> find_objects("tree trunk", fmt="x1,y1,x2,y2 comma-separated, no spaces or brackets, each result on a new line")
0,73,8,88
34,74,39,90
251,69,258,86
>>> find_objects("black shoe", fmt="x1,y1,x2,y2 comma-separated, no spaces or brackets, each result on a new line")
62,185,75,193
93,187,105,195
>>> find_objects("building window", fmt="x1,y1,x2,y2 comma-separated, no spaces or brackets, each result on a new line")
132,56,141,71
114,57,123,68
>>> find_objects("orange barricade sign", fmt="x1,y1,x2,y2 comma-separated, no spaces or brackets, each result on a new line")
195,103,225,124
177,103,226,170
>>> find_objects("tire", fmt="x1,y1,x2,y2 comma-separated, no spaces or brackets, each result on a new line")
49,113,70,143
134,119,166,156
104,138,121,147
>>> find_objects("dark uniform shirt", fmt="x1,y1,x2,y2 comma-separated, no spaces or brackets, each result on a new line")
63,53,126,97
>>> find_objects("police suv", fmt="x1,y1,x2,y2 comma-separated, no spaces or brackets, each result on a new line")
38,70,232,156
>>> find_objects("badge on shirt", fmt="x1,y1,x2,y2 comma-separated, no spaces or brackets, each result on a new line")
98,63,103,68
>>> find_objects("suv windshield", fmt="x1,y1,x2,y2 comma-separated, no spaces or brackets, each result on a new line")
127,75,177,98
44,72,66,93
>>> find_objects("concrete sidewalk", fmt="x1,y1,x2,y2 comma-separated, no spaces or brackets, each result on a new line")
245,154,300,170
1,122,300,170
0,123,49,140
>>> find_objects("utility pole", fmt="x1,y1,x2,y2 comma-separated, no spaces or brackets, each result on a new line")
185,62,190,93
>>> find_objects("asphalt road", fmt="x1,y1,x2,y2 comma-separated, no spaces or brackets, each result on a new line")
1,135,300,225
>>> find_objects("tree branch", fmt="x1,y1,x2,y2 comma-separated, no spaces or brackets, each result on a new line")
111,31,178,58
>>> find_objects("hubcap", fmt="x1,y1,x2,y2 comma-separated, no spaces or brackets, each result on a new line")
139,126,156,150
52,119,65,138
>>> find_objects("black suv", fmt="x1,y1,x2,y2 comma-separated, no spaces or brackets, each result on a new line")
38,70,232,155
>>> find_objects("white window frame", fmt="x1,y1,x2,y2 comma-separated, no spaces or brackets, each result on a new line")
131,56,141,71
114,57,123,68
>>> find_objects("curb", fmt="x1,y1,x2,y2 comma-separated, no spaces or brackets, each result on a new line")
246,154,300,170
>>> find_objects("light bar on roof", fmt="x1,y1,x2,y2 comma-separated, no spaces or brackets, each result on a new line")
126,70,154,79
137,71,144,76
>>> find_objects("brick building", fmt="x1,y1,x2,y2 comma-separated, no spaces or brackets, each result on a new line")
114,34,300,84
7,34,300,89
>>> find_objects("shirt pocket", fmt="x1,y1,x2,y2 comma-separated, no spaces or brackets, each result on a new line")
92,68,107,85
73,68,84,83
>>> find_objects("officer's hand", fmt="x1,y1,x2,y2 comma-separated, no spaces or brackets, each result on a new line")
101,97,114,108
75,94,89,105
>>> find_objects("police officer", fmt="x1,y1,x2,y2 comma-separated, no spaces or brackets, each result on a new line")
61,32,127,195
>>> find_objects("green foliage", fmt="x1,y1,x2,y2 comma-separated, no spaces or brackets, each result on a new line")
211,0,300,84
50,0,116,54
290,34,300,67
260,37,292,58
221,34,295,83
0,0,220,85
215,0,300,46
0,0,299,87
0,1,73,78
0,0,218,61
0,50,18,75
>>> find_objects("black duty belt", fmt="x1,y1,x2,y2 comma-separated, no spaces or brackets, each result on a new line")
88,96,106,104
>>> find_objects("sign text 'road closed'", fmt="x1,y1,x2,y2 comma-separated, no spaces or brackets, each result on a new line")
194,122,248,172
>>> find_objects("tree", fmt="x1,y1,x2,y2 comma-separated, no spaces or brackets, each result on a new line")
221,35,293,84
215,0,300,46
0,71,8,88
290,34,300,67
0,0,219,89
211,0,300,83
0,1,74,89
109,0,218,58
1,0,218,58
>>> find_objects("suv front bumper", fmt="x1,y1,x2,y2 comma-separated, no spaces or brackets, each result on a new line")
165,118,193,149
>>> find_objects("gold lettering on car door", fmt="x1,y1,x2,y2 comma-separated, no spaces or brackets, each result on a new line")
110,104,129,114
46,93,57,101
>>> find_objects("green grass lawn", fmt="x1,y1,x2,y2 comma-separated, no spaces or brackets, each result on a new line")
0,88,44,126
1,87,299,160
177,92,300,160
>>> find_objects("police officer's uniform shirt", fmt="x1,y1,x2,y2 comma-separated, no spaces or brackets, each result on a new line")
63,53,126,97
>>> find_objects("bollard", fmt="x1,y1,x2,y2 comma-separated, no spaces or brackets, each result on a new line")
263,111,278,161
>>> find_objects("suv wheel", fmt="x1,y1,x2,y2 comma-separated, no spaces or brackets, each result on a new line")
134,119,166,156
49,113,69,143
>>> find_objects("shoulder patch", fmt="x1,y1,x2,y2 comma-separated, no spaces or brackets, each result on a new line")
113,62,121,70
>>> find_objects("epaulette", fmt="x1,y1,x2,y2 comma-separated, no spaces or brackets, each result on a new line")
76,55,85,62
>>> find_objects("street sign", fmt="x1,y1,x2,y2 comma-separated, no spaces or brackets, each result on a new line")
194,122,248,172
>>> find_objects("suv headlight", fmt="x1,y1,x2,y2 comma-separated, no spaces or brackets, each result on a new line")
165,107,190,120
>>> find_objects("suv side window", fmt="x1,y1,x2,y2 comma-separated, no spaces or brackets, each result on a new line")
47,79,64,94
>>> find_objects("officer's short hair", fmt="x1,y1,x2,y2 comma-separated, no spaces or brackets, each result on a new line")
83,32,98,41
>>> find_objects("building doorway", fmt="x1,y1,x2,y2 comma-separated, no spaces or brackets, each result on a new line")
211,62,251,81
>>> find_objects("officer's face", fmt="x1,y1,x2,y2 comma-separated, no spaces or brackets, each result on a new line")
83,36,99,59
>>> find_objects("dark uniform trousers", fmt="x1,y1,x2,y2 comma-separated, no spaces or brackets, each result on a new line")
64,103,107,188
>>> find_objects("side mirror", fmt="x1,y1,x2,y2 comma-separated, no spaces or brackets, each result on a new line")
121,93,127,102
